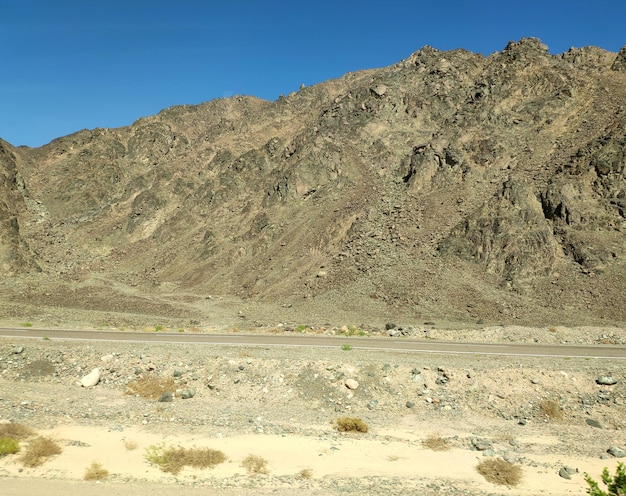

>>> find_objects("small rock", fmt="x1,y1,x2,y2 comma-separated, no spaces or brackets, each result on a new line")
372,84,387,97
385,323,396,330
173,370,183,378
559,467,573,479
482,449,497,457
14,346,24,354
406,401,415,408
100,354,114,362
518,419,527,426
158,392,173,402
586,418,603,429
345,379,359,390
367,399,378,410
80,368,100,387
181,389,195,399
607,446,626,458
597,376,618,386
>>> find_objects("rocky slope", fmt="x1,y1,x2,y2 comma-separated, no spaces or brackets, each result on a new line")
1,38,625,329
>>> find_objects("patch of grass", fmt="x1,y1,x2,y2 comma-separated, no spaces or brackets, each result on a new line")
126,373,175,400
123,439,138,451
0,422,35,440
42,336,50,340
145,444,227,475
154,325,164,331
334,417,369,433
341,344,352,351
84,461,109,481
476,458,522,486
20,322,33,327
19,436,62,467
0,437,20,457
241,454,269,475
539,399,564,421
422,433,450,451
297,468,313,479
296,324,308,333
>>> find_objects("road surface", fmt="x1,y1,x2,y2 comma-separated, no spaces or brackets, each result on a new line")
1,327,625,359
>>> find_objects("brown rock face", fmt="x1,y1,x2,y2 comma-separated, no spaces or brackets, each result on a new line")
1,38,625,326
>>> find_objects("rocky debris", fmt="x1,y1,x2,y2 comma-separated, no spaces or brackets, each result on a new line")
596,375,618,386
180,388,195,399
559,466,577,479
471,438,493,451
80,367,100,387
607,446,626,458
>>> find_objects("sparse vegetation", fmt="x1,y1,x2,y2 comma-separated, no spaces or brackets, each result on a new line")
19,436,62,467
341,344,352,351
154,325,164,331
145,444,227,475
297,468,313,479
126,373,175,400
334,417,369,433
585,462,626,495
476,458,522,486
84,461,109,481
21,322,33,327
0,437,20,457
241,454,269,475
0,422,34,440
124,439,138,451
539,399,564,420
422,433,450,451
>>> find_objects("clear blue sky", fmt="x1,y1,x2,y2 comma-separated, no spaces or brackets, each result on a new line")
1,0,624,147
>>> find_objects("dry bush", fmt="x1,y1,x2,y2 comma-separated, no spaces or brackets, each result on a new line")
0,437,20,457
84,461,109,481
422,433,451,451
145,444,227,475
476,458,522,486
126,374,175,400
334,417,369,433
241,454,269,475
124,439,138,451
0,422,34,440
19,436,62,467
298,468,313,479
539,399,564,420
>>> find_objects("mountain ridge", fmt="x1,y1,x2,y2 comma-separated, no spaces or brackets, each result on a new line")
1,38,625,328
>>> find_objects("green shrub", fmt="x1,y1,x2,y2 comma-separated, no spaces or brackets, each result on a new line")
585,462,626,496
0,437,20,457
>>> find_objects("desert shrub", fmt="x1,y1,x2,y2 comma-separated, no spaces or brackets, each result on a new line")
19,436,62,467
241,454,269,475
84,461,109,481
145,444,227,475
341,344,352,351
124,439,138,450
585,462,626,496
0,422,34,440
476,458,522,486
298,468,313,479
0,437,20,457
126,374,175,400
539,399,564,420
334,417,369,433
422,433,450,451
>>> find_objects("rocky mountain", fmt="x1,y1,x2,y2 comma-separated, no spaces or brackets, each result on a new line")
1,38,625,328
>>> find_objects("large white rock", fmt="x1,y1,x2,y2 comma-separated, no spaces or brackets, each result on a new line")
80,368,101,387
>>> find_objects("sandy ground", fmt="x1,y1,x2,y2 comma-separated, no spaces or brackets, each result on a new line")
2,421,623,495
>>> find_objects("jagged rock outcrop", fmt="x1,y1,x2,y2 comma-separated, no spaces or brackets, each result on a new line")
1,38,625,325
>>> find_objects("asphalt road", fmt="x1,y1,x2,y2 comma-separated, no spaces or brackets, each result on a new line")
1,327,625,359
